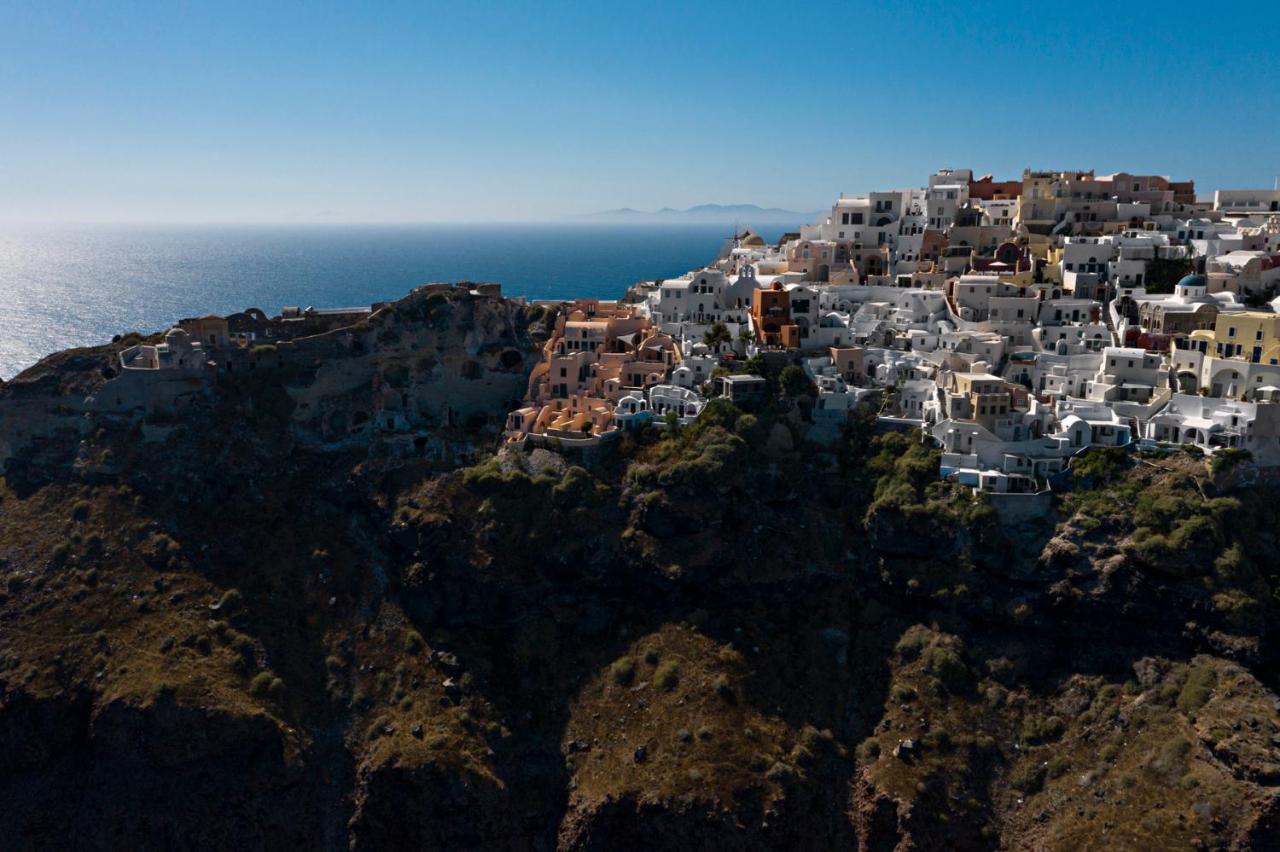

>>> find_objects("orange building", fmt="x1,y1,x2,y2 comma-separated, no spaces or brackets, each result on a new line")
968,174,1022,201
751,282,800,349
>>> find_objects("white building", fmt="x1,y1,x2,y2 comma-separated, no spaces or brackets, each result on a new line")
1144,394,1280,462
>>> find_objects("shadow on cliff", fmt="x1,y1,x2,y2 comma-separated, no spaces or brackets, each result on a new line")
391,508,885,851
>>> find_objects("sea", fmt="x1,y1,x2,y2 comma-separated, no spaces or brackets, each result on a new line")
0,223,784,380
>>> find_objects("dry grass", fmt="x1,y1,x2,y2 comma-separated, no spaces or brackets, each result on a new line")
562,624,838,813
341,605,502,783
1004,662,1270,850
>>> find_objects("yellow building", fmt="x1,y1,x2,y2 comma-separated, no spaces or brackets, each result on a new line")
942,372,1011,430
1190,311,1280,365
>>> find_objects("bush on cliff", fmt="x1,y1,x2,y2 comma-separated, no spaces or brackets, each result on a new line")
455,457,618,564
863,433,992,549
1070,446,1131,485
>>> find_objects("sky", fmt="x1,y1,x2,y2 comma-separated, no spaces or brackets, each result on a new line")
0,0,1276,224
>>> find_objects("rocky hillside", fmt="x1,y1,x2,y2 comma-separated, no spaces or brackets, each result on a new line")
1,290,1278,851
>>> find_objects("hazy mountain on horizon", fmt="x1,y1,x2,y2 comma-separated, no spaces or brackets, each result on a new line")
576,203,818,226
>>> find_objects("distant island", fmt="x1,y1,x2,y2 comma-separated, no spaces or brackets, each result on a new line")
575,202,818,225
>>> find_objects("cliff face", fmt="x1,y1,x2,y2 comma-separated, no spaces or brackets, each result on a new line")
0,285,550,472
281,287,543,454
1,292,1278,851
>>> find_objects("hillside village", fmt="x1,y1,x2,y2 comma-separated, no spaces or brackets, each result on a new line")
500,168,1280,505
3,170,1280,851
5,168,1280,508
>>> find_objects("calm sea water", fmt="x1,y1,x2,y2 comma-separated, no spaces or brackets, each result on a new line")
0,223,779,380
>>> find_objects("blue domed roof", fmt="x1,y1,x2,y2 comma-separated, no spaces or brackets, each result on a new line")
1177,274,1206,288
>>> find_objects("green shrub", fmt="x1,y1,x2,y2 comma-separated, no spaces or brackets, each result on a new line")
1212,543,1248,585
703,321,732,348
1022,715,1066,744
1151,736,1192,780
654,660,680,692
894,626,931,662
1009,760,1046,793
1211,447,1251,473
367,714,392,741
863,435,993,534
779,365,812,397
214,588,242,613
921,729,951,751
733,413,762,445
765,761,795,782
610,656,636,686
1071,446,1130,483
1212,590,1265,630
1177,665,1216,714
922,644,970,693
225,629,254,659
250,671,284,700
891,684,917,703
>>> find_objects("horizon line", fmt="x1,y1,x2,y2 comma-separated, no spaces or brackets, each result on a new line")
0,217,811,229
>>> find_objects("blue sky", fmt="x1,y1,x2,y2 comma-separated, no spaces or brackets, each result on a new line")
0,0,1274,223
